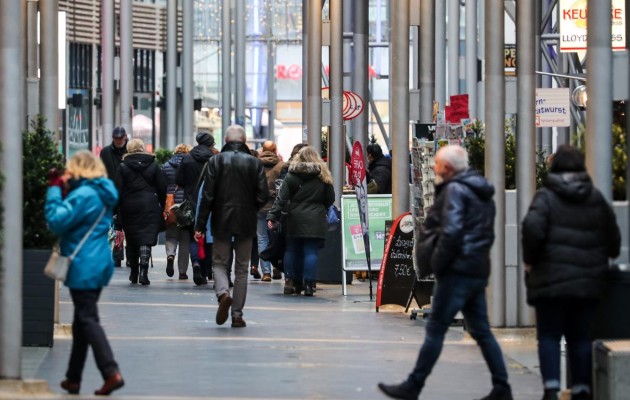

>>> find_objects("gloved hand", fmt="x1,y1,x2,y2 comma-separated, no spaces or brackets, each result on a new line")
47,168,64,188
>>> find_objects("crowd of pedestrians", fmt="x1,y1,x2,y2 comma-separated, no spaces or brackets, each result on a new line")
44,127,620,399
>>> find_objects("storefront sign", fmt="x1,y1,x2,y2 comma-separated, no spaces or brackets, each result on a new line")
535,88,571,128
504,44,516,76
559,0,626,52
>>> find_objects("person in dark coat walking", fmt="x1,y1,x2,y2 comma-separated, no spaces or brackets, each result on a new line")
522,145,621,400
162,143,192,279
378,145,512,400
100,126,128,267
267,146,335,297
116,139,167,286
195,125,268,328
176,131,216,285
366,143,392,194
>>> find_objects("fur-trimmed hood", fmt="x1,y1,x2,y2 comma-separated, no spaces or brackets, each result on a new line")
288,161,332,184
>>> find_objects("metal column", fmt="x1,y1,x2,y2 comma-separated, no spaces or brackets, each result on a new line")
0,0,24,379
166,0,177,149
39,0,59,135
465,0,477,118
484,0,505,327
182,0,193,141
235,0,246,127
435,0,446,107
391,0,410,218
26,0,39,121
330,0,344,205
516,0,536,327
307,0,322,153
586,0,613,202
120,0,133,137
302,0,308,142
447,0,459,97
541,0,552,157
420,0,435,122
221,0,231,134
101,0,115,147
353,0,369,148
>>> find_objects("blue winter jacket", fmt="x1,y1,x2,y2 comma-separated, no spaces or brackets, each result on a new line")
45,177,119,289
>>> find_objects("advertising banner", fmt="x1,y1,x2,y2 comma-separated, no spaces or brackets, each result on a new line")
559,0,626,52
535,88,571,128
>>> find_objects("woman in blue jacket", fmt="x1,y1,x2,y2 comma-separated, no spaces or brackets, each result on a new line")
45,150,124,396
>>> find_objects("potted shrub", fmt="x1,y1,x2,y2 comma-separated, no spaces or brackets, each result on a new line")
22,115,64,347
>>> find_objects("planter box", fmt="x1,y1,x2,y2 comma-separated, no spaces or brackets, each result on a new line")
23,249,55,347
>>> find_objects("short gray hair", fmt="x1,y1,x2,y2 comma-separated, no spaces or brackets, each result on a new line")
225,125,247,143
437,145,469,172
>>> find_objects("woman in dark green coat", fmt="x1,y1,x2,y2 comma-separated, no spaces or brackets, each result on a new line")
267,146,335,296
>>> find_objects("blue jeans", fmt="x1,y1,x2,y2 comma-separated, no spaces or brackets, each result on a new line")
535,298,596,392
283,237,321,283
407,274,510,390
256,213,272,274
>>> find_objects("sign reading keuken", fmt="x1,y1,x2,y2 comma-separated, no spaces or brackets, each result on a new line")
559,0,626,52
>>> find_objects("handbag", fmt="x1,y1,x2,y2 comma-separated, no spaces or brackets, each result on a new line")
44,208,106,281
327,204,340,231
171,199,195,228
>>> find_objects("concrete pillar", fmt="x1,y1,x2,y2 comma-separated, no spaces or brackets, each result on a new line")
182,0,193,141
120,0,133,137
222,0,231,133
0,0,24,379
485,0,505,327
447,0,459,97
435,0,446,107
330,0,344,206
586,0,613,201
420,0,435,122
166,0,177,149
39,0,59,135
307,0,323,153
391,0,410,218
235,0,246,127
26,0,39,122
465,0,477,118
101,0,114,147
353,0,369,149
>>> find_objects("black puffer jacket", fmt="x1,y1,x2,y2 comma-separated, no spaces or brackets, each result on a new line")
117,153,167,247
429,168,495,278
195,141,268,238
162,154,186,204
100,141,127,182
522,172,621,305
267,161,335,240
175,145,214,201
368,155,392,194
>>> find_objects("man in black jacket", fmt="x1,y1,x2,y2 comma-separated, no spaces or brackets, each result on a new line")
366,143,392,194
195,125,268,328
379,145,512,400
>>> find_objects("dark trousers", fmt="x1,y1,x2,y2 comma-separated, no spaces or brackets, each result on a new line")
535,298,597,391
66,289,118,382
407,274,510,390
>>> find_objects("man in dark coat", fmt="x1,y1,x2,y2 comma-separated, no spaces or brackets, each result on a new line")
379,145,512,400
366,143,392,194
176,131,215,285
195,125,268,328
100,126,128,267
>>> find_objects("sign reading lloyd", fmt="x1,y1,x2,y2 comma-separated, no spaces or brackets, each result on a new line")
535,88,571,128
559,0,626,52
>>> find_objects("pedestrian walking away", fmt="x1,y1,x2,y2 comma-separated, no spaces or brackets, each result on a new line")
266,146,335,297
162,143,192,279
195,125,268,328
45,150,125,396
115,139,167,286
522,145,621,400
378,145,513,400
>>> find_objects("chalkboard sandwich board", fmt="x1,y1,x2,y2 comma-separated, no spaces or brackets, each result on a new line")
376,212,415,312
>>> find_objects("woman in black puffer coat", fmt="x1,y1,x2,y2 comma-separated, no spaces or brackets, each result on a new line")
522,145,621,400
116,139,167,286
267,146,335,296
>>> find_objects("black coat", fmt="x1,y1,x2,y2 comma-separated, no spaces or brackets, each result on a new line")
267,161,335,240
195,141,268,238
162,154,186,204
522,172,621,305
175,145,214,201
428,169,495,279
368,155,392,194
117,153,167,247
100,141,127,182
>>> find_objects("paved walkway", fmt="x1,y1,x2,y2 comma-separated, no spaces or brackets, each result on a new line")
20,246,544,399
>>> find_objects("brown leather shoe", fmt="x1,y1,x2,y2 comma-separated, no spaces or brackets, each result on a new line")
216,293,233,325
250,265,261,279
231,316,247,328
261,273,272,282
94,372,124,395
60,379,80,394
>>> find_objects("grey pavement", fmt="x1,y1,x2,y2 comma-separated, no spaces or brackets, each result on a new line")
20,246,545,400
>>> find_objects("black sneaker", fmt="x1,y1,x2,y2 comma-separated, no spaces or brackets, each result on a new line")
477,385,513,400
179,273,188,280
166,255,175,277
272,268,282,280
377,382,420,400
193,264,204,286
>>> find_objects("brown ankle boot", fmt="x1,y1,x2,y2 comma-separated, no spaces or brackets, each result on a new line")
94,372,124,395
